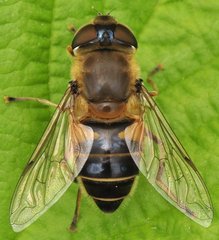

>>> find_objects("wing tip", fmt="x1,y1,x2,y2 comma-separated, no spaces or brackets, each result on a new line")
10,215,31,232
190,208,213,228
200,214,214,228
11,224,25,232
199,219,213,228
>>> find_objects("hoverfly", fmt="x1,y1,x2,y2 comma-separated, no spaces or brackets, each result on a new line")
5,14,213,232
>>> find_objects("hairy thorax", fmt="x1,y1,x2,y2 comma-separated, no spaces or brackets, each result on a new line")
72,51,141,121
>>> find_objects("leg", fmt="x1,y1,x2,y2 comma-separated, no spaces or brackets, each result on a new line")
146,64,164,97
4,96,58,108
67,24,76,34
67,45,73,56
69,188,82,232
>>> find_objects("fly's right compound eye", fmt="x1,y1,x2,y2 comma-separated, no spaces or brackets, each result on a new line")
114,24,137,49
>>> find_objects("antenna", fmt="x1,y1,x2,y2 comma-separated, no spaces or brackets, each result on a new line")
107,7,116,15
91,6,102,16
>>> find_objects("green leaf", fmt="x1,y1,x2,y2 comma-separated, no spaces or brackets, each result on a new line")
0,0,219,239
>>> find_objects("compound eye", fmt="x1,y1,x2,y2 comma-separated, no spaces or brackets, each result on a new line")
114,24,138,48
72,24,97,49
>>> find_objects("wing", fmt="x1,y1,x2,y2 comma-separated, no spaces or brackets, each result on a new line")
125,86,213,227
10,87,94,232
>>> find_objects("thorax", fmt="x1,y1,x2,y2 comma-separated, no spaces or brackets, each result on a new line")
72,50,140,121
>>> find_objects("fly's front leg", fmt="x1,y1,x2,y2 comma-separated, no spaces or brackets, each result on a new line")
67,24,76,34
4,96,58,108
66,23,76,56
146,64,164,97
67,45,74,56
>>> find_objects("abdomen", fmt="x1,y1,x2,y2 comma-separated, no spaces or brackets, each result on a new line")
79,121,138,212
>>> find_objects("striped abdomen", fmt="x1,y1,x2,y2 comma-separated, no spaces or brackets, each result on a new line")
79,121,139,212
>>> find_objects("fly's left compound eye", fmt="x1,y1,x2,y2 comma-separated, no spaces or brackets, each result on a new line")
72,24,97,49
114,24,138,48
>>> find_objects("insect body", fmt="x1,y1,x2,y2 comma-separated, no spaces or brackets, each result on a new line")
6,15,213,232
71,16,140,214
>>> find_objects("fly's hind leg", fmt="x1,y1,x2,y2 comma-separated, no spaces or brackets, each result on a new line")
146,64,164,97
4,96,58,108
69,188,82,232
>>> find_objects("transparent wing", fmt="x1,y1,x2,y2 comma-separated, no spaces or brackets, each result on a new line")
125,86,213,227
10,88,94,232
